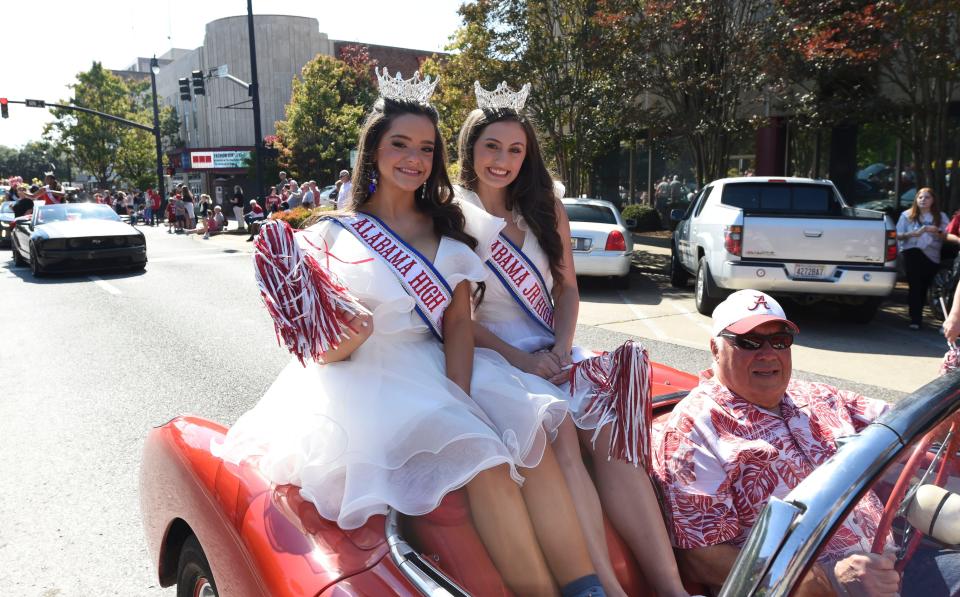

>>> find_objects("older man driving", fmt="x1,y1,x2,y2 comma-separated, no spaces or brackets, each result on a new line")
654,290,899,596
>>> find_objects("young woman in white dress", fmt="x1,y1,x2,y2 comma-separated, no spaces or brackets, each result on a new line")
214,72,607,597
455,83,691,597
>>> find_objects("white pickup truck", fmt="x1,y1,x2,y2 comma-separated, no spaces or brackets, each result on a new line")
670,177,898,322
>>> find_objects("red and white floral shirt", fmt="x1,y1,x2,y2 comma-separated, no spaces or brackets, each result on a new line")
653,372,889,561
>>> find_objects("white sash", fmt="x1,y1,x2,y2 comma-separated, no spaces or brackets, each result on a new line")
328,213,452,342
487,233,555,334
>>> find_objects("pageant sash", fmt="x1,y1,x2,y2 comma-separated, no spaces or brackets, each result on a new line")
328,214,452,342
487,233,555,335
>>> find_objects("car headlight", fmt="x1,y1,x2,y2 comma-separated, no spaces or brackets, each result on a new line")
128,235,145,247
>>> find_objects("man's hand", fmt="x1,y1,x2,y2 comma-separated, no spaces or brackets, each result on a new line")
833,551,900,597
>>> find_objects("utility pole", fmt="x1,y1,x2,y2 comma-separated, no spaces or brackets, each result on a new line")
150,57,166,208
247,0,265,205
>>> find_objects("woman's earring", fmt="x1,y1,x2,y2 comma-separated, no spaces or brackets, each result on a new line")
368,170,378,194
420,181,427,200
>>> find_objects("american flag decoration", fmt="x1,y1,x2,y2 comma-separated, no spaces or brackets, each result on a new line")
253,220,368,365
570,340,653,468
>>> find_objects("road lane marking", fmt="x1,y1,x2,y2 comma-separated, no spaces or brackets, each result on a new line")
667,301,714,334
88,275,122,295
149,252,253,264
617,290,667,339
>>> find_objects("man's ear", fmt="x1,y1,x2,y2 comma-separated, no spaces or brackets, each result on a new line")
709,337,720,361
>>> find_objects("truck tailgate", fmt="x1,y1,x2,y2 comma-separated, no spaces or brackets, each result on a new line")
741,216,886,264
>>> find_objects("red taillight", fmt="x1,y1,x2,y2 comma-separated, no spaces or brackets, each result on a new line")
724,225,743,256
886,229,897,262
605,230,626,251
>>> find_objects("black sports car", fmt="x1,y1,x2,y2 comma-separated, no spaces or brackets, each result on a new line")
11,203,147,276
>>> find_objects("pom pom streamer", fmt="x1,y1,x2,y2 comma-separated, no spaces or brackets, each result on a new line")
253,220,369,365
569,340,653,469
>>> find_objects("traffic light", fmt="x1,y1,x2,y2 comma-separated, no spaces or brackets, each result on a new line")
0,98,8,119
191,70,205,96
179,78,191,101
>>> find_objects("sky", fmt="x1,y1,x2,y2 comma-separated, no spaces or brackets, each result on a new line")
0,0,464,148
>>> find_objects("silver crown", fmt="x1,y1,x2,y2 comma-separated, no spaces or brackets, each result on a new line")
375,67,439,104
474,81,531,111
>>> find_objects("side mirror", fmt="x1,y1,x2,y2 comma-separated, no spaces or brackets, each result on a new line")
670,209,684,222
624,218,637,229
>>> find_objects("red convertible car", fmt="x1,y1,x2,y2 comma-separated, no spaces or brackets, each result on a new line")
140,361,700,597
141,364,960,596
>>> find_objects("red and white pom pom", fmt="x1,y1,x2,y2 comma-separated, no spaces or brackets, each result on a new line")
941,342,960,376
569,340,653,468
253,219,368,365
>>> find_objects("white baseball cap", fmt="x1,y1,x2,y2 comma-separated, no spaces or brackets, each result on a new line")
711,289,799,336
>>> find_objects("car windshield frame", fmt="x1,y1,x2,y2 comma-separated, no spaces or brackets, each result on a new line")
34,203,123,224
0,202,14,215
564,202,618,225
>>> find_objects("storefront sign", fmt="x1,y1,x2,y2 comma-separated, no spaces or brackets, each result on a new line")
189,150,251,170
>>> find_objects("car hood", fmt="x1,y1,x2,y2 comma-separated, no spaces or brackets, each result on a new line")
36,220,139,238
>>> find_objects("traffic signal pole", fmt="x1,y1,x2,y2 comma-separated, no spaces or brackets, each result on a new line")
247,0,265,206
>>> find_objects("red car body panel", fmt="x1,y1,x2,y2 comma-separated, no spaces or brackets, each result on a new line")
141,362,700,596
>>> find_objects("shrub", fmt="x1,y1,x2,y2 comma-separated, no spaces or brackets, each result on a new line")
620,204,662,232
269,206,332,229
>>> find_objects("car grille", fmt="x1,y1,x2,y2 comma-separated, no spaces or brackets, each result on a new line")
67,237,134,249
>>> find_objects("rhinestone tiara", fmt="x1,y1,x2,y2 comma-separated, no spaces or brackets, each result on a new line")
474,81,531,112
375,67,439,105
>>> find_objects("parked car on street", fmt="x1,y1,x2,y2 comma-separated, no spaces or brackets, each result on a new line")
140,361,699,597
562,197,635,287
10,202,147,276
0,201,15,247
670,177,898,321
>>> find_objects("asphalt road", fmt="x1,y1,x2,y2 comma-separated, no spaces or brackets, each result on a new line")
0,224,933,594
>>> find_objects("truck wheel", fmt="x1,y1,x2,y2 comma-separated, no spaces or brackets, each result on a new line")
670,244,690,288
695,257,719,315
176,535,218,597
846,297,883,324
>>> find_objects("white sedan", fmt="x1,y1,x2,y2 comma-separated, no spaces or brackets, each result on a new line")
562,197,634,287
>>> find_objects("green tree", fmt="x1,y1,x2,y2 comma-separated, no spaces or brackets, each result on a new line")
440,0,637,195
879,0,960,207
275,48,377,183
628,0,771,187
0,141,64,181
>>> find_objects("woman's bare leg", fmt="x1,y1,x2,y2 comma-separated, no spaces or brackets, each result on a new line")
467,465,558,597
553,419,627,596
584,426,688,597
520,437,598,588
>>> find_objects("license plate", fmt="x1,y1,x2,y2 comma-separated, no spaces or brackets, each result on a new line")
794,264,825,278
572,237,591,251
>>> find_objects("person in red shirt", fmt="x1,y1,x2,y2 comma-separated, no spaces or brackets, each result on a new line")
655,290,901,596
265,186,281,213
147,187,162,226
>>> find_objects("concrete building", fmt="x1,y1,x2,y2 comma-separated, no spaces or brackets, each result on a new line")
124,14,438,201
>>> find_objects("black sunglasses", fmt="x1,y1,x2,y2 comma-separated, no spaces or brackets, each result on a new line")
719,331,795,351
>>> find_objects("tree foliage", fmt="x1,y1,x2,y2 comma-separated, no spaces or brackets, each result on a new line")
879,0,960,205
44,62,157,189
0,141,67,182
429,0,639,195
275,48,377,183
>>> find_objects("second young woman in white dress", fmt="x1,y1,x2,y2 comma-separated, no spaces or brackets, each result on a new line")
455,83,692,597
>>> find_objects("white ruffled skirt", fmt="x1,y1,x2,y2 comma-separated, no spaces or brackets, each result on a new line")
212,332,568,529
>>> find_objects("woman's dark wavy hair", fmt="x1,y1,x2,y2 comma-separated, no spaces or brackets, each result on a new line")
342,97,476,250
457,107,563,281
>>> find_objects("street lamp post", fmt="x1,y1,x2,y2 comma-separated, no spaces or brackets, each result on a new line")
149,57,165,211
